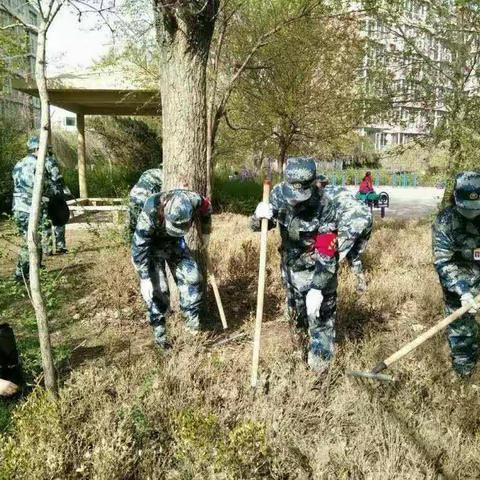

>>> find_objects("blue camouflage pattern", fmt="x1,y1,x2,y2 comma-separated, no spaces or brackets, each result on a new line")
13,210,50,280
321,184,372,275
454,171,480,210
129,168,163,235
282,157,317,205
433,203,480,375
12,153,57,279
42,152,68,254
251,179,339,362
27,136,40,151
131,189,212,345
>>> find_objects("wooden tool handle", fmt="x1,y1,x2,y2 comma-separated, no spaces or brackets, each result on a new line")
209,272,228,330
251,180,271,388
373,293,480,373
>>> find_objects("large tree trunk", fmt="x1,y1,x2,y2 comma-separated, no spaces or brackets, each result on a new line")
153,1,219,303
28,17,57,397
154,1,218,199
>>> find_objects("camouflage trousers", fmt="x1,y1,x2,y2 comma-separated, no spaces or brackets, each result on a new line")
14,210,48,280
42,222,66,254
281,258,337,361
443,286,480,376
143,243,203,346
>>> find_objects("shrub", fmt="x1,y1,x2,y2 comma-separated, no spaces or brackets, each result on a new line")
0,119,27,214
212,173,262,215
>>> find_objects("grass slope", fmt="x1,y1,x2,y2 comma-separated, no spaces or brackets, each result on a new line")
0,214,479,479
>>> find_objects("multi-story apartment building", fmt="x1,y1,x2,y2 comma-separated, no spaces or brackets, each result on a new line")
356,1,450,150
0,0,40,126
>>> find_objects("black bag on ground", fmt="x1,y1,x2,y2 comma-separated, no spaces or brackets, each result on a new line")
48,194,70,226
0,323,22,386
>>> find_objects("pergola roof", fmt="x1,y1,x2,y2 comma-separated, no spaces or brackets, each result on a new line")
13,70,161,116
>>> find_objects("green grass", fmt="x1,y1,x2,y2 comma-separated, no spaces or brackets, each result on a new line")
63,162,140,199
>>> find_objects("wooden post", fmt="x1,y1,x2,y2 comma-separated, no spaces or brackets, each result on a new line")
77,113,88,199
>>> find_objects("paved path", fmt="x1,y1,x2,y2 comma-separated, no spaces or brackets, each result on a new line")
344,186,445,219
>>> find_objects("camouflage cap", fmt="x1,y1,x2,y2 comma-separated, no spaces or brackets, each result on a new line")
165,191,194,237
454,171,480,209
27,136,40,151
282,157,317,204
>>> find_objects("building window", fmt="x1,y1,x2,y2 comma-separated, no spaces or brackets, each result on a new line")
65,116,76,127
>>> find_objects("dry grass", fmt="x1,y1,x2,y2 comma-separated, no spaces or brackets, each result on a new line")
1,214,480,479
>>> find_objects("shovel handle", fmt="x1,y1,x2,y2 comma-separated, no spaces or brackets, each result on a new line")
374,293,480,372
251,180,271,388
209,271,228,330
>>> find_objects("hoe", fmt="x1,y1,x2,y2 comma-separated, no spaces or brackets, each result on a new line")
348,293,480,382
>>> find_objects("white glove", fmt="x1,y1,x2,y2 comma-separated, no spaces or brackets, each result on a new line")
202,234,210,249
255,202,273,220
461,293,479,314
306,288,323,319
140,278,154,304
0,379,18,397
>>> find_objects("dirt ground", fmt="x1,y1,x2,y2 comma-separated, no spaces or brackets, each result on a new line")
1,214,480,479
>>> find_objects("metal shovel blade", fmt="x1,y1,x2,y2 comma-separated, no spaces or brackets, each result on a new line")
346,370,396,382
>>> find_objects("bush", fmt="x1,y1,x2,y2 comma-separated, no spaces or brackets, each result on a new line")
87,117,162,171
0,119,27,213
212,173,263,215
63,162,141,199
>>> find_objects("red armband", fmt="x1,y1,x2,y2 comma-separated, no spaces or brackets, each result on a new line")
200,197,211,215
314,232,337,257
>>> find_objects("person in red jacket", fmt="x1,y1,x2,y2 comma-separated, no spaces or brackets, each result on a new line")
359,171,374,194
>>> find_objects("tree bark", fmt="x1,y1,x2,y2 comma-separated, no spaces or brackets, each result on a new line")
153,0,219,252
28,16,57,398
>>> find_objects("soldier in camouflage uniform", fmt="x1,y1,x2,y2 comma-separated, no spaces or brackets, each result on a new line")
251,158,339,372
433,171,480,377
131,189,211,347
129,168,163,236
42,145,69,255
317,175,373,292
12,136,58,281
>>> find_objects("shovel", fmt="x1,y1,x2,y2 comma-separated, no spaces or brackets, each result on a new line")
348,293,480,381
207,259,228,330
251,180,272,388
197,224,228,331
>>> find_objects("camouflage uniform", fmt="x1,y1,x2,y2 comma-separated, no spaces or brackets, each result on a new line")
321,184,372,280
131,189,211,346
251,158,339,363
433,172,480,376
42,152,67,254
12,146,56,280
129,168,163,236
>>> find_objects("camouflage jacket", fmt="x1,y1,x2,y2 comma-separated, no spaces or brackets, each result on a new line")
12,155,56,213
322,185,372,256
132,189,212,279
45,154,66,197
129,168,163,210
432,206,480,296
251,184,338,290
